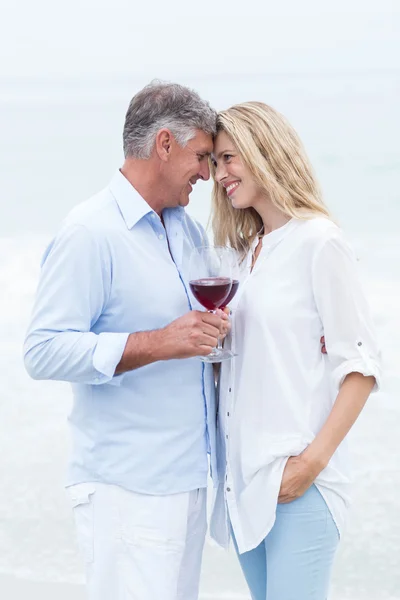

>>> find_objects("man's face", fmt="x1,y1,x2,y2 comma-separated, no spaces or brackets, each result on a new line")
164,129,214,208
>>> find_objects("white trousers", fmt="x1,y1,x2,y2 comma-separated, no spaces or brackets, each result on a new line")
67,482,207,600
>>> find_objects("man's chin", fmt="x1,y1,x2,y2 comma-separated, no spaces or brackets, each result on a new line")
179,193,191,207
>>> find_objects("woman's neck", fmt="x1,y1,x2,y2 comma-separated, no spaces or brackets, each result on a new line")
255,199,291,235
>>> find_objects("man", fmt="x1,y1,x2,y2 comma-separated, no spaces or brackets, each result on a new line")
24,81,228,600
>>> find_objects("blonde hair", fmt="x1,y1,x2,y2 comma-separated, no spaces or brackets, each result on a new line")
211,102,331,257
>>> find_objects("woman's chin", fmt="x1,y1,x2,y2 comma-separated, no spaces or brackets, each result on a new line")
231,197,247,210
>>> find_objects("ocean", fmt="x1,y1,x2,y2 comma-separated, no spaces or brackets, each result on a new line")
0,72,399,599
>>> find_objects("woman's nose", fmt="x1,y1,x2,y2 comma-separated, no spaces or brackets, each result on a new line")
215,163,227,183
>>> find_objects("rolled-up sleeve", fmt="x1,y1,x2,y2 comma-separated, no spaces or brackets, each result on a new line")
23,223,129,385
312,230,382,392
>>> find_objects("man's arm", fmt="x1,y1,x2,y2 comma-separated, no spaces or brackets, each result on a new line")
24,223,225,383
115,310,225,373
23,223,130,385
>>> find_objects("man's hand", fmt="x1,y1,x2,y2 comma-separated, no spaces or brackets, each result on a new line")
277,453,323,504
158,310,226,360
115,310,227,374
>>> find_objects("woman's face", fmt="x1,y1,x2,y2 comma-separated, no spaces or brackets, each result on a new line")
212,131,263,211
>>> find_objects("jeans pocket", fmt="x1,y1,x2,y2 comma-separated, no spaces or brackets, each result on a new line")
68,484,96,563
276,484,327,514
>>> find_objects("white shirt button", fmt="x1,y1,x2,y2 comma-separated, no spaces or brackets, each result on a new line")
151,213,156,219
158,234,164,240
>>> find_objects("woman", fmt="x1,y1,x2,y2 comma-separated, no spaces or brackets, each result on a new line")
209,102,381,600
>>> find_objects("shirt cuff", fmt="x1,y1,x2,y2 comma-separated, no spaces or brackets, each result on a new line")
333,358,382,393
92,332,130,385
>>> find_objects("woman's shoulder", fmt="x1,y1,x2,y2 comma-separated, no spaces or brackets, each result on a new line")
290,217,354,262
295,216,342,245
294,217,357,267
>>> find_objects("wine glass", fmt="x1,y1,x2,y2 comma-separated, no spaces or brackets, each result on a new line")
216,253,241,359
188,246,235,363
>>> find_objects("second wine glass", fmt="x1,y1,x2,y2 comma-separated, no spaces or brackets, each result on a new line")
216,252,241,359
188,246,235,363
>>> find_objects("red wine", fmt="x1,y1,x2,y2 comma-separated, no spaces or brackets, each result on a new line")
189,277,232,310
221,279,239,307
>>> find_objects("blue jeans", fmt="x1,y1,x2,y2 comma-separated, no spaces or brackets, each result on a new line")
231,485,339,600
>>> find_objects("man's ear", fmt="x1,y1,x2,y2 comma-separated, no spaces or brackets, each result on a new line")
155,129,173,162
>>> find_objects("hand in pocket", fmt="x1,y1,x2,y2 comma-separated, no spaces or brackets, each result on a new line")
278,454,319,504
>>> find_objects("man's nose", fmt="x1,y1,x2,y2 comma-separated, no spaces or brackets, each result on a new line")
198,159,210,181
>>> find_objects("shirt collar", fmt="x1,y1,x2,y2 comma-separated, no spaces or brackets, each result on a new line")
248,218,299,269
163,205,186,223
261,218,297,247
109,170,186,229
109,170,154,229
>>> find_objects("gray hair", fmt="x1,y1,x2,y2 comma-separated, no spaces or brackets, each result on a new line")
123,80,217,159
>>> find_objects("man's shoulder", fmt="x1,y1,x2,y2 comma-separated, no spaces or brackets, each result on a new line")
64,184,121,234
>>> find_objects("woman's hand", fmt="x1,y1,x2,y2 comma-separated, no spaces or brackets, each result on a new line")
278,453,323,504
216,308,231,340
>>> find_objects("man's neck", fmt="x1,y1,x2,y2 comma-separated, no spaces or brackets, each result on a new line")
120,159,167,216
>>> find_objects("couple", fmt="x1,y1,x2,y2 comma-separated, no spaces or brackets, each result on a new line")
24,81,381,600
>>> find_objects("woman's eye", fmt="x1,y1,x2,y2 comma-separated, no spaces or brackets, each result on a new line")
224,154,233,162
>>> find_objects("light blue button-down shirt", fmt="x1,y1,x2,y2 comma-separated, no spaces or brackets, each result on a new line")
24,171,217,494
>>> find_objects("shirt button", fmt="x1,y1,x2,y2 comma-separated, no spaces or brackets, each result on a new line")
226,487,231,492
357,341,362,346
151,213,156,219
158,234,164,240
227,412,230,417
229,387,232,392
226,434,228,439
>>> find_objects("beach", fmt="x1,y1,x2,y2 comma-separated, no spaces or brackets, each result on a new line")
0,71,399,598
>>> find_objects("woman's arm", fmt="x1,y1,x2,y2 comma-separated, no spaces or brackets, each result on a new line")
278,372,375,503
278,228,381,503
303,372,375,470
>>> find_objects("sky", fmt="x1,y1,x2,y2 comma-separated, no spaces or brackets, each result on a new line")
1,0,399,80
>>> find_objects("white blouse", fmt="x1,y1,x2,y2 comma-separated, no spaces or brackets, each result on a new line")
210,217,381,554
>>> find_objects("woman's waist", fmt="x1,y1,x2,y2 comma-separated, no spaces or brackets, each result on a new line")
222,428,351,485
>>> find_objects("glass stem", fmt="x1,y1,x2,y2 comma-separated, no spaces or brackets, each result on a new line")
217,306,227,351
208,310,219,356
